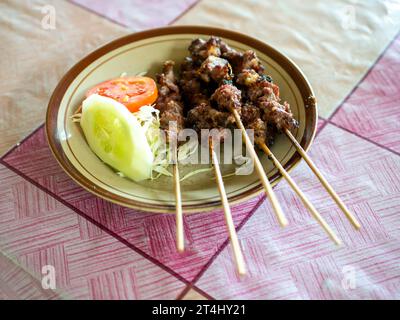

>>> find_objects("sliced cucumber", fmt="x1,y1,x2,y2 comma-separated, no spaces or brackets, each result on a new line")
80,94,154,181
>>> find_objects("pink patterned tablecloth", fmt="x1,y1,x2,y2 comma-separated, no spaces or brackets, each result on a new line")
70,0,199,30
0,0,400,300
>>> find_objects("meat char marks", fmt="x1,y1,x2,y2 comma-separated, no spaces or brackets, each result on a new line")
156,36,298,146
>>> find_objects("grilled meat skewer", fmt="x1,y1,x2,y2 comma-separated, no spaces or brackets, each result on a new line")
189,37,298,133
155,60,185,252
155,60,185,139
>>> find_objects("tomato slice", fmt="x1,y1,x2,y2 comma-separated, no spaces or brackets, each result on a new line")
86,76,158,113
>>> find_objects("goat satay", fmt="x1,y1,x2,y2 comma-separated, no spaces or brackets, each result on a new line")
187,103,235,133
219,39,265,75
187,38,234,85
213,37,298,131
186,98,234,144
244,77,298,131
185,39,272,144
243,80,297,133
259,97,298,131
229,52,298,131
188,36,222,64
155,60,185,138
182,57,235,142
242,103,266,145
189,36,253,74
180,55,231,139
188,37,264,78
211,82,279,147
156,60,186,252
179,57,210,109
210,84,242,114
242,103,276,146
198,56,233,84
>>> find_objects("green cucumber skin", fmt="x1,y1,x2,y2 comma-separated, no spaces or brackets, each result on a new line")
80,94,153,182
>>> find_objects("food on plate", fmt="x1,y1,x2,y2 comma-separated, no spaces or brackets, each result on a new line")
154,60,185,140
86,76,158,113
80,94,154,181
74,36,298,182
183,36,298,146
63,32,358,255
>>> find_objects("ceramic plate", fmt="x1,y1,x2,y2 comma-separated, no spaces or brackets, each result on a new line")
46,26,317,213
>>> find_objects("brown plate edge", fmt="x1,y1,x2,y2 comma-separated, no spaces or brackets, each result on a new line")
45,25,317,214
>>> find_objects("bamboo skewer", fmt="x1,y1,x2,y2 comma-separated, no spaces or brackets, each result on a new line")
285,129,361,230
209,139,246,275
230,108,288,227
172,144,184,252
258,142,342,245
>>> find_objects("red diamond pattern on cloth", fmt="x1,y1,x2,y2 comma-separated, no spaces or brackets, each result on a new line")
0,164,185,299
194,124,400,299
2,128,262,282
332,35,400,154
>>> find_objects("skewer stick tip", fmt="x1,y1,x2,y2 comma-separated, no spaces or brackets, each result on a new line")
237,266,247,276
210,138,247,275
259,141,342,245
284,129,361,231
177,242,185,253
279,217,289,228
173,144,185,253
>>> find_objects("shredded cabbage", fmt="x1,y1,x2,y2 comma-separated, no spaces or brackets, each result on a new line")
134,105,213,180
180,168,212,182
133,105,172,179
211,155,254,179
178,138,199,164
73,85,250,181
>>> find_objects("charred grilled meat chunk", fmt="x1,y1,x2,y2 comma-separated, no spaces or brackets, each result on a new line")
179,73,209,106
237,50,265,74
198,56,233,84
241,103,266,146
240,75,297,131
241,103,276,146
221,44,264,76
224,48,298,131
236,69,261,87
246,79,280,102
220,42,243,67
211,84,242,113
241,103,260,124
244,78,298,131
246,118,267,145
155,60,185,137
159,102,185,135
188,36,222,63
186,103,235,142
259,99,298,131
179,56,210,110
156,60,180,104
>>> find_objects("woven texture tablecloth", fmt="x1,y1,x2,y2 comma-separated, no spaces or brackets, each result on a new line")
0,0,400,300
